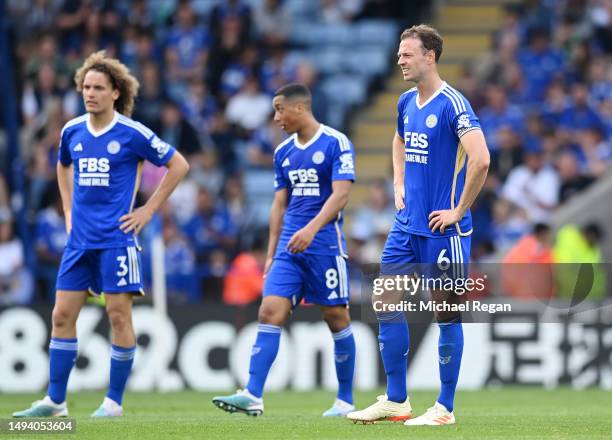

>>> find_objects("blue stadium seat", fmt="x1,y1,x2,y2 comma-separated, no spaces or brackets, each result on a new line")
356,20,398,47
244,170,275,226
306,48,344,75
345,46,391,77
321,74,368,107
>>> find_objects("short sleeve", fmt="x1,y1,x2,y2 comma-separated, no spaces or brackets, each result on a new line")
332,138,356,182
58,128,72,166
273,152,288,191
129,123,176,167
396,94,407,137
448,95,481,139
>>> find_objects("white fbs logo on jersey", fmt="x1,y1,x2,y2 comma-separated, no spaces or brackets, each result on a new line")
288,168,320,197
78,158,110,187
404,131,429,165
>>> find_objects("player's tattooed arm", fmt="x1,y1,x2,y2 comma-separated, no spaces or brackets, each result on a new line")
120,152,190,234
265,189,288,276
287,180,352,254
429,129,490,233
56,162,74,234
392,132,405,210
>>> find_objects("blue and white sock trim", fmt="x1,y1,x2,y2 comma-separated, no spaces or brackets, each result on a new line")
332,325,353,341
376,311,405,322
257,324,282,334
110,345,136,361
49,338,78,351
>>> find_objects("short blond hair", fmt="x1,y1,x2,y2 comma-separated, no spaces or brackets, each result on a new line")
74,51,140,117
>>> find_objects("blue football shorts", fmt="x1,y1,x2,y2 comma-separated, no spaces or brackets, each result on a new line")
263,251,350,308
56,245,144,295
381,222,471,280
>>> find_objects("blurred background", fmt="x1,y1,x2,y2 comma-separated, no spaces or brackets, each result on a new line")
0,0,611,393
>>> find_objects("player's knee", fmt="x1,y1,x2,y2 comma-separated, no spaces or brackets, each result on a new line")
51,306,77,330
258,304,286,326
106,308,132,332
323,307,350,332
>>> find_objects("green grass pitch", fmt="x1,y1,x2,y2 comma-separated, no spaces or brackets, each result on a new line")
1,388,609,439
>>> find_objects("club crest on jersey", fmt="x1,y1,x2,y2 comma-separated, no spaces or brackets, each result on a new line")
107,140,121,154
426,114,438,128
312,151,325,164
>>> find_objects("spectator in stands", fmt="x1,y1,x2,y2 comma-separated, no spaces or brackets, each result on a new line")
559,83,606,134
350,179,395,242
554,223,607,300
133,61,166,128
516,28,565,105
34,187,67,301
479,84,525,152
501,223,555,299
225,75,272,133
556,149,595,203
21,64,65,133
181,79,218,136
163,216,199,304
253,0,291,45
246,117,286,168
295,61,329,124
164,0,210,100
223,175,254,236
190,149,225,196
319,0,364,23
209,0,252,45
576,127,611,177
181,186,237,261
222,237,265,305
540,79,570,128
501,147,560,223
260,44,298,95
490,126,524,181
0,219,34,306
491,199,531,252
219,44,260,102
24,34,70,92
125,0,154,29
152,100,202,160
208,16,242,89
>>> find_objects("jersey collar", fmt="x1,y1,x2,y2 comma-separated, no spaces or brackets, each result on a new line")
86,111,119,137
293,124,324,150
415,81,447,110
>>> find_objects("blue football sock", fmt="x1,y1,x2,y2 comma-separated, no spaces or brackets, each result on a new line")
378,312,409,403
332,325,355,404
246,324,281,398
107,345,136,405
437,318,463,412
47,338,78,404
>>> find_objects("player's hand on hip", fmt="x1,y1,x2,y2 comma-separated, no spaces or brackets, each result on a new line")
287,226,316,254
428,209,462,234
119,206,154,234
394,183,405,210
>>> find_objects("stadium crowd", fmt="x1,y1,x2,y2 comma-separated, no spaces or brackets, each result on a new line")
0,0,610,305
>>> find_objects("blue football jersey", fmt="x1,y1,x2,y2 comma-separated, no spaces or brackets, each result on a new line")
396,82,482,238
273,124,356,256
58,112,176,249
